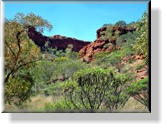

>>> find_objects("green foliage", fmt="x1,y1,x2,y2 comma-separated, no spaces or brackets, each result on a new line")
100,26,117,42
126,77,148,107
92,45,134,69
44,99,76,112
127,78,148,95
4,12,149,112
28,55,89,96
136,62,145,71
62,67,131,112
109,47,134,65
133,12,148,63
27,60,57,95
51,58,89,81
115,20,127,27
117,31,139,46
5,76,33,106
14,12,53,32
5,20,40,79
4,13,53,105
43,81,64,97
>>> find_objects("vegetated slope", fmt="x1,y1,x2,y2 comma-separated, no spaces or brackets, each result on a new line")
81,22,148,112
27,26,91,52
4,12,149,112
27,22,148,112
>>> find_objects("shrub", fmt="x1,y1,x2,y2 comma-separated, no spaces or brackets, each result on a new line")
62,67,132,112
126,77,148,107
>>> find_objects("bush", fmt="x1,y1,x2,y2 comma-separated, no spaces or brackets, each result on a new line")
126,77,148,107
62,67,132,112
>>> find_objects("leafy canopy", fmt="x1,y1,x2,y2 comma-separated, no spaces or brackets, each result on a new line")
14,12,53,32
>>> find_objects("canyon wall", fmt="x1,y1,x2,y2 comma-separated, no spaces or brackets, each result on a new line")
27,26,90,52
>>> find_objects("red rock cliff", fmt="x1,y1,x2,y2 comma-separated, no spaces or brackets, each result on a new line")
27,26,91,52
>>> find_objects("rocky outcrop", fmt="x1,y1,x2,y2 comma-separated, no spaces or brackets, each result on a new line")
27,26,90,52
97,26,136,39
79,26,136,62
121,54,147,80
79,39,120,62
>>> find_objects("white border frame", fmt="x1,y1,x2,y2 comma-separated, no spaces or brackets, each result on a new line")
0,0,159,122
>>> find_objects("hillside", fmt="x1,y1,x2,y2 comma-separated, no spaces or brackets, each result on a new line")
4,12,149,112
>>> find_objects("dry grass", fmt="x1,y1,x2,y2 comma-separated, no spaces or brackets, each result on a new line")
4,95,148,113
4,95,53,112
119,97,148,112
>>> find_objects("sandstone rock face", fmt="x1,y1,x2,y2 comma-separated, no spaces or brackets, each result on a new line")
79,39,120,62
79,26,136,62
27,26,90,52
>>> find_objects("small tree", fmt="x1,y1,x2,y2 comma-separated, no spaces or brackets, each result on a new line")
62,67,131,112
4,13,53,105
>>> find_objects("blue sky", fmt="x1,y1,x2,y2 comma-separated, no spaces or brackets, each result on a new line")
4,2,148,41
